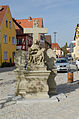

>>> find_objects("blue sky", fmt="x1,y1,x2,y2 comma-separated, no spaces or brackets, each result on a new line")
0,0,79,47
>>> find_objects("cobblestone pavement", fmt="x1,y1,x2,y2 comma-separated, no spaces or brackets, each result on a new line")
0,65,79,119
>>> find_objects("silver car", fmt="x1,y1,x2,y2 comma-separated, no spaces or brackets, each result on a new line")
56,58,70,72
66,54,73,61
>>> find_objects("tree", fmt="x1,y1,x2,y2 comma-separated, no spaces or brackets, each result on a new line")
65,42,68,48
61,42,68,56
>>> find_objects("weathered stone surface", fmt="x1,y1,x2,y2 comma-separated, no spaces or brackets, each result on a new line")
27,42,47,71
24,20,48,44
14,50,26,70
47,70,57,96
44,48,56,70
14,70,51,97
14,21,57,98
14,45,57,97
44,48,57,96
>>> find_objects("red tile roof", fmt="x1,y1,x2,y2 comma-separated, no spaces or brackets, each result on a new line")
13,21,20,30
15,17,43,29
13,18,23,30
0,5,8,27
51,43,61,50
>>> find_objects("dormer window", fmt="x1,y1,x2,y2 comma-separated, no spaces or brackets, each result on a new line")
6,19,8,28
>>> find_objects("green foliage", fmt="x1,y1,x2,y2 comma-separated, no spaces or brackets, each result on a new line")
62,47,67,56
65,42,68,48
61,42,68,56
1,62,11,67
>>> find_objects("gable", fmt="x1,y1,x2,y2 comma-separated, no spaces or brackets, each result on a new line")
51,43,61,50
0,5,8,29
1,6,16,34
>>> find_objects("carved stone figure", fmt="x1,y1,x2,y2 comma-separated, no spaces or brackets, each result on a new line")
44,48,56,70
14,50,26,70
27,42,47,71
44,49,57,96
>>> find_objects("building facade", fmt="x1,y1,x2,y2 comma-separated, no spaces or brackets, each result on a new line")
72,24,79,58
72,38,79,58
44,35,51,50
51,43,61,57
0,6,16,66
13,18,33,51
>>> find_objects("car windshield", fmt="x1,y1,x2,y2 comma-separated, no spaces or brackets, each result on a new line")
66,55,72,57
56,59,68,63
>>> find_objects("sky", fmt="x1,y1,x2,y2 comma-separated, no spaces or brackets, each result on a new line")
0,0,79,47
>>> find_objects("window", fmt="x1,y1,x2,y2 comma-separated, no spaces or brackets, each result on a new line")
6,19,8,28
40,35,44,43
9,21,11,29
40,39,44,43
3,34,8,43
9,36,10,41
17,39,22,45
4,51,8,60
12,37,15,44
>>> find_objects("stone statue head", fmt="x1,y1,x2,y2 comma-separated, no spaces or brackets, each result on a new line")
44,48,56,70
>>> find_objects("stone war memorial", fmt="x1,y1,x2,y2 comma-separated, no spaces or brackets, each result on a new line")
14,20,57,98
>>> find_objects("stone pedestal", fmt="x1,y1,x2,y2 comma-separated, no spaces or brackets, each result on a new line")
14,69,57,98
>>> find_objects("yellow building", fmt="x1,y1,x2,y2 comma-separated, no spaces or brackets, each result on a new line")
72,24,79,59
72,38,79,59
0,5,16,66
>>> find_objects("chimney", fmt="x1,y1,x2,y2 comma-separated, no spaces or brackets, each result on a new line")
28,16,32,21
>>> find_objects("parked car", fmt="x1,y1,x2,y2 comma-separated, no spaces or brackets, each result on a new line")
56,58,70,72
76,59,79,69
66,54,73,61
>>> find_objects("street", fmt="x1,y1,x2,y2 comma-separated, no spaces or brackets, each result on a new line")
0,63,79,118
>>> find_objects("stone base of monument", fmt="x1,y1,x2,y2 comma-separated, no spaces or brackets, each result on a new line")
16,93,67,104
14,69,57,98
24,92,49,99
